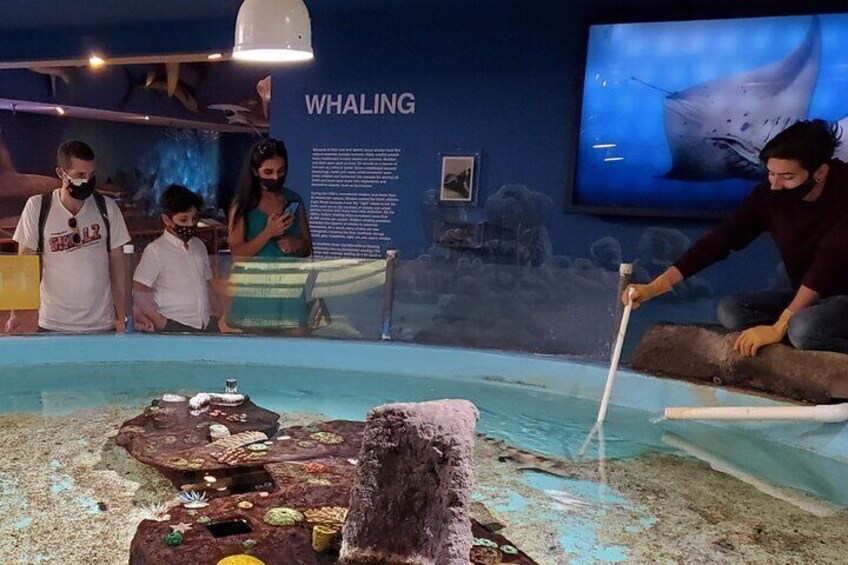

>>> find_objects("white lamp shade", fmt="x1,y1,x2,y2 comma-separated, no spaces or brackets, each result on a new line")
233,0,313,63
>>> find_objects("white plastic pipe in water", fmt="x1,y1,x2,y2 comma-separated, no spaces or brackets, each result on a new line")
596,282,635,424
664,403,848,423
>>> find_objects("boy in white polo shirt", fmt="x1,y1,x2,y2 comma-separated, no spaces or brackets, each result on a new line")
7,140,131,333
132,184,217,332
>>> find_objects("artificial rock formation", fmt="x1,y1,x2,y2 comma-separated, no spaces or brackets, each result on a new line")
122,396,535,564
129,458,356,565
631,324,848,403
341,399,480,565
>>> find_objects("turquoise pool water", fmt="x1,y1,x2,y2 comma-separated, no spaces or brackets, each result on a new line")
2,361,672,458
3,359,847,506
1,336,846,565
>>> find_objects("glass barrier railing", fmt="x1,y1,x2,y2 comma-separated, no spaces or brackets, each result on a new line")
214,254,389,340
0,251,390,341
1,249,623,359
391,258,619,358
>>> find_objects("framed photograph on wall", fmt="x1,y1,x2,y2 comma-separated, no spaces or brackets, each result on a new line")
439,155,477,203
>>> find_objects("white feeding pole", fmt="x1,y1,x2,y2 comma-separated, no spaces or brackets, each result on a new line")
596,284,636,424
664,403,848,423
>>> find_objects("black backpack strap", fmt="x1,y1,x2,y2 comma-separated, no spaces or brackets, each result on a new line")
37,191,52,254
93,192,112,251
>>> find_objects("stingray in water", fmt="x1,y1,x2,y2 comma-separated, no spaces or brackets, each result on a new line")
661,17,822,181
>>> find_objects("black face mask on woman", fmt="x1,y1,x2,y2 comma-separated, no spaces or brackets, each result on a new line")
259,177,285,193
67,175,97,201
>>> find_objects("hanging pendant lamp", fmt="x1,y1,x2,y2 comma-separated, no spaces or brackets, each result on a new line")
233,0,314,63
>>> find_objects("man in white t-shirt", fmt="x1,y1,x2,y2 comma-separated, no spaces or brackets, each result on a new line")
132,184,218,332
6,140,131,333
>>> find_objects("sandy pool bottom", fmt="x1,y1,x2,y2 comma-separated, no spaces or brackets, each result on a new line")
0,407,845,565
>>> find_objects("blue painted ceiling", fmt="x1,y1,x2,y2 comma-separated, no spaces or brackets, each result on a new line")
0,0,442,30
0,0,464,62
0,1,239,30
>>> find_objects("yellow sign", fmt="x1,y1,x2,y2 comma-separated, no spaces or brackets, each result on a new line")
0,256,40,310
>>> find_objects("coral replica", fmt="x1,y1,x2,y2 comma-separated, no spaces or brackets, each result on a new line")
216,556,265,565
121,388,536,564
304,506,347,528
178,491,209,509
312,524,337,553
164,531,184,546
262,507,304,526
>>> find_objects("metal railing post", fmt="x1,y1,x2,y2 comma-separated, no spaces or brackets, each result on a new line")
123,244,136,332
380,249,398,341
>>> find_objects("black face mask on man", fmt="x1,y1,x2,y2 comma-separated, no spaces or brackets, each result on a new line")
769,174,819,203
259,176,286,193
66,175,97,201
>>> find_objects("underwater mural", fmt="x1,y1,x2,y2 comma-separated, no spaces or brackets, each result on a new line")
576,13,848,214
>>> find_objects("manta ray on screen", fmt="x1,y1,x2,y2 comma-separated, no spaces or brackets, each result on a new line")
659,16,848,181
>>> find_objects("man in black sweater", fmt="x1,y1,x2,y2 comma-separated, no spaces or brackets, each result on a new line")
626,119,848,356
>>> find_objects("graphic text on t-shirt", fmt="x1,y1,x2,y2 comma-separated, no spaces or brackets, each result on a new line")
49,222,102,252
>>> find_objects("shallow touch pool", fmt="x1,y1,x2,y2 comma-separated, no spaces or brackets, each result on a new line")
1,336,847,564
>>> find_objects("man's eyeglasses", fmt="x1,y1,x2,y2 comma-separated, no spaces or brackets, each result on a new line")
68,217,81,245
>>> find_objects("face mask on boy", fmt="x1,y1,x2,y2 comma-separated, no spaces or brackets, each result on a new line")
171,223,198,243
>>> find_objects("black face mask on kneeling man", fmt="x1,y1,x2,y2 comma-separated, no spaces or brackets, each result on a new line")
769,175,818,203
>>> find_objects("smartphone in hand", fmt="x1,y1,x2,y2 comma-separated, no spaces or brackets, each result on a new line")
285,201,300,217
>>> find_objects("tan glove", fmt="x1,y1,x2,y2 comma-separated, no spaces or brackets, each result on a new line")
734,309,794,357
623,273,673,309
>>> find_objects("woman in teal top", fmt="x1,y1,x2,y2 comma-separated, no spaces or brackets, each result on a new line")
225,139,313,333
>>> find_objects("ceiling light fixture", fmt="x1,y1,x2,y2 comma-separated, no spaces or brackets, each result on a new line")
233,0,313,63
89,55,106,69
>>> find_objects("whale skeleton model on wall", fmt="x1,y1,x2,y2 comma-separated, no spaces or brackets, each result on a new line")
660,16,848,182
207,75,271,132
0,130,60,228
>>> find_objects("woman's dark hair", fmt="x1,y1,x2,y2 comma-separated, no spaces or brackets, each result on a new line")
160,184,204,216
230,138,288,228
760,119,841,173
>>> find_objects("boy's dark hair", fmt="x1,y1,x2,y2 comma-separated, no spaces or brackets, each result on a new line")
57,140,95,169
759,119,841,173
160,184,204,216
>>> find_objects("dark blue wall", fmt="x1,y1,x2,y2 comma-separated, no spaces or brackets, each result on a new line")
270,1,844,308
4,0,845,334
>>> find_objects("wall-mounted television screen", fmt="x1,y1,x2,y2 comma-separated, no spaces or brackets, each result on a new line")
570,13,848,218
